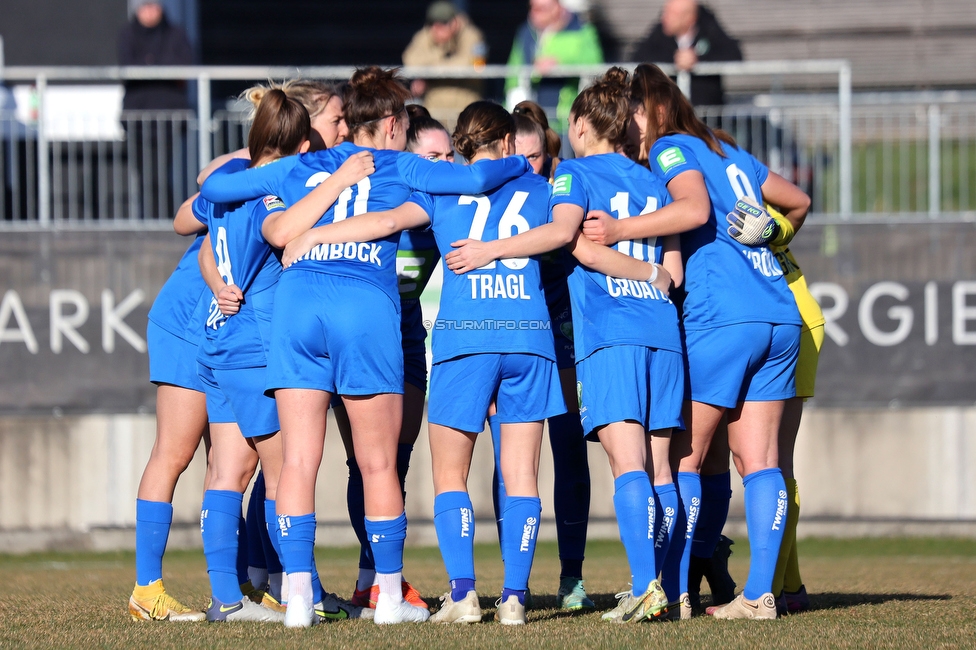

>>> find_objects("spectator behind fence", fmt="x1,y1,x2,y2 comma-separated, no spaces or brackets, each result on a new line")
118,0,193,110
402,1,485,128
505,0,603,133
117,0,194,219
631,0,741,106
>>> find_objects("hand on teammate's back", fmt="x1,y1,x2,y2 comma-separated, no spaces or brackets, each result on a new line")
651,264,672,296
445,238,496,274
332,151,376,188
582,210,621,246
217,284,243,316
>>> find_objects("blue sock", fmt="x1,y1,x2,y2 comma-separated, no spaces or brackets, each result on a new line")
692,471,732,558
667,472,702,600
501,496,541,595
396,443,413,496
245,472,267,573
236,513,250,587
277,512,316,574
501,587,527,605
661,482,686,602
135,499,173,586
548,412,589,578
653,482,678,575
201,490,245,604
612,471,657,593
679,474,703,596
452,578,476,601
262,499,284,574
346,458,374,571
742,468,788,600
311,564,325,604
488,415,506,547
365,513,407,574
433,491,476,587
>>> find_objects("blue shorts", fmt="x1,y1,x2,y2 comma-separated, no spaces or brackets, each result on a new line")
684,323,801,408
400,299,429,392
198,363,280,438
266,271,403,396
147,321,205,393
576,345,684,439
428,353,566,433
548,298,576,370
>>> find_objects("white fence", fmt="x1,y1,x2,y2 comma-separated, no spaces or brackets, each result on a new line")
5,60,972,226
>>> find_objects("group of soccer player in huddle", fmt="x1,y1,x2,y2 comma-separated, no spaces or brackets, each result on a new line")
127,62,825,627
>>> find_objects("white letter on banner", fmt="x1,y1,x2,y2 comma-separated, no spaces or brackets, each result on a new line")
858,282,913,347
50,290,91,353
924,281,938,346
0,290,39,353
808,282,849,346
952,281,976,345
102,289,146,353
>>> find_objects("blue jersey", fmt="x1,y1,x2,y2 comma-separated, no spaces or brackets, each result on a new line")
200,141,531,304
148,233,210,343
650,133,801,330
409,167,556,364
550,154,682,361
193,191,285,370
397,228,439,303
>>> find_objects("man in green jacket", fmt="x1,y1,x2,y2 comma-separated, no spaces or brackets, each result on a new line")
506,0,603,134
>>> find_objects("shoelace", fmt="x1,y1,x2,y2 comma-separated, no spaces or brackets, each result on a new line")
153,593,190,617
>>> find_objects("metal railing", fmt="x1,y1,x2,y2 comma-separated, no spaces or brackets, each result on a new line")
0,60,880,228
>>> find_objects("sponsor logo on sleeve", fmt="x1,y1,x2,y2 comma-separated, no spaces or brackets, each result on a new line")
552,174,573,196
263,195,286,211
656,147,686,173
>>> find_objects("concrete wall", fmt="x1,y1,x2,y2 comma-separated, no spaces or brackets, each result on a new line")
2,406,975,553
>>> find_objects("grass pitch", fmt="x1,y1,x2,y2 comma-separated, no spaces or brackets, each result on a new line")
2,538,975,649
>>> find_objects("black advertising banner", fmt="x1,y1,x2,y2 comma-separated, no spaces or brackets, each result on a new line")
0,230,189,414
790,220,976,406
0,221,974,413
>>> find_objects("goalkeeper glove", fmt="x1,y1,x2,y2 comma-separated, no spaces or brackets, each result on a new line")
726,199,778,246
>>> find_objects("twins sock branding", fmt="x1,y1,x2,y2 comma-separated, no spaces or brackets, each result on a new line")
655,505,675,551
519,517,538,553
460,508,472,538
686,496,700,540
646,497,656,540
772,489,788,531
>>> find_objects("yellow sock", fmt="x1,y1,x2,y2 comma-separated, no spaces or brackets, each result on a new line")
782,479,803,592
772,478,801,595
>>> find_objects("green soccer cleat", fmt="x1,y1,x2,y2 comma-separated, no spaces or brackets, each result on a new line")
556,577,595,611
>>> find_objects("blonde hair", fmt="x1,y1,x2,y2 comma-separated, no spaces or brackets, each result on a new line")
241,79,338,121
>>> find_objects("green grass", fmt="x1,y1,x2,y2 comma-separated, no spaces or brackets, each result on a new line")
2,538,975,649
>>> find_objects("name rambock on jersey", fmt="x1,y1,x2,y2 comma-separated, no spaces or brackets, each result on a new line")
198,141,532,304
550,154,682,361
409,168,556,364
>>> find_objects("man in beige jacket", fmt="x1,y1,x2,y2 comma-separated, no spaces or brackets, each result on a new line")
402,1,486,127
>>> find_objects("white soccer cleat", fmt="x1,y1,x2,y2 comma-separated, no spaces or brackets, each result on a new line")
284,593,315,628
494,594,526,626
430,590,483,624
373,592,430,624
710,593,778,620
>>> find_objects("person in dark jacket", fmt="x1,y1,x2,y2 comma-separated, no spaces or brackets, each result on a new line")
118,0,193,110
631,0,741,106
118,1,194,218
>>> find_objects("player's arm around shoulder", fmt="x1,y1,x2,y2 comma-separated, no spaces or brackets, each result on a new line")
282,202,429,269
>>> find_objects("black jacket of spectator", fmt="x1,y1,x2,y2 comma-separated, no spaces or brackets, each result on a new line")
631,5,741,106
118,15,193,111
